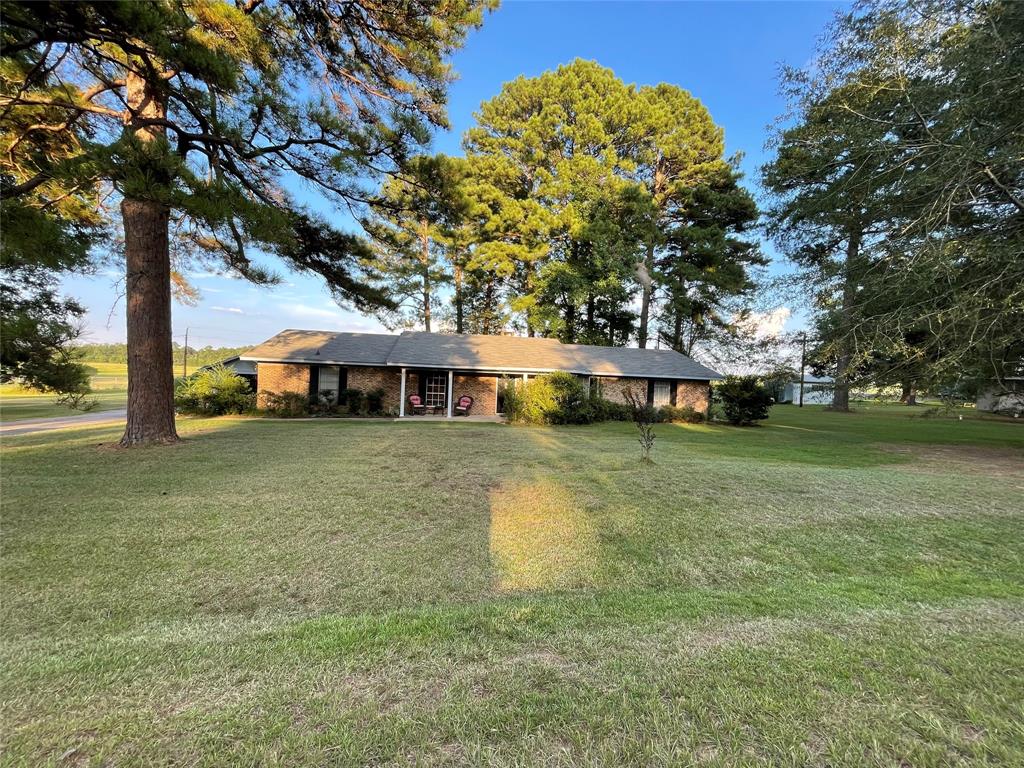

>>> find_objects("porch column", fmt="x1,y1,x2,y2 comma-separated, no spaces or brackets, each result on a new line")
399,368,406,417
447,369,454,418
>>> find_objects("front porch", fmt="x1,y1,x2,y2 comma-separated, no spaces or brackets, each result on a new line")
398,367,516,419
393,414,504,423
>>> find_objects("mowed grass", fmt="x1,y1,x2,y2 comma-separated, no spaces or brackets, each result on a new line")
0,362,127,422
1,406,1022,766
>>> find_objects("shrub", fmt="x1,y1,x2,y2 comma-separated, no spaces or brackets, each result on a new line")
503,376,555,424
591,397,630,422
364,388,385,415
174,365,255,415
714,375,773,425
503,372,601,424
338,388,364,412
260,390,309,418
546,371,595,424
623,385,657,463
657,404,704,424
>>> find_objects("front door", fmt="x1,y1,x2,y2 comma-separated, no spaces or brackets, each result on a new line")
424,372,448,410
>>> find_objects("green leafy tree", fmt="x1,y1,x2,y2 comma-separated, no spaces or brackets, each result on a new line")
461,60,760,347
1,0,491,445
763,0,1023,406
715,375,774,426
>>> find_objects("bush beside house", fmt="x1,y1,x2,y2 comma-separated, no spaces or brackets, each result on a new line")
504,372,706,426
174,365,255,415
714,375,774,425
261,387,391,418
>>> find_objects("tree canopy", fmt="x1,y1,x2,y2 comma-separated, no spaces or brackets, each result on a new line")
763,0,1023,405
450,60,762,347
0,0,492,443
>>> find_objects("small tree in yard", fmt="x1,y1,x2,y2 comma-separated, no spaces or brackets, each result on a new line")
716,375,773,426
623,386,657,463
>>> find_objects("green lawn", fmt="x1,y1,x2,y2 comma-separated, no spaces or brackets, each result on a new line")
0,362,127,422
2,406,1022,766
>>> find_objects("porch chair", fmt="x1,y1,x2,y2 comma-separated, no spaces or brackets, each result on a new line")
407,394,427,415
454,394,474,416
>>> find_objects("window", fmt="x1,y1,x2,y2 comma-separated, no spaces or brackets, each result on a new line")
652,380,672,407
317,366,341,404
425,373,447,408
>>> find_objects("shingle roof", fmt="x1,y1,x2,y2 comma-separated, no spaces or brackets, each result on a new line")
240,329,400,365
565,343,721,380
387,331,581,372
241,329,721,380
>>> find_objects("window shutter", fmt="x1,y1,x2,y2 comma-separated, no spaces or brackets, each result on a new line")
418,373,427,400
670,380,677,406
308,365,320,402
339,367,348,391
646,379,654,406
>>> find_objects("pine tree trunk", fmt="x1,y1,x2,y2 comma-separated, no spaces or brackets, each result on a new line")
119,70,178,447
637,241,655,348
564,302,577,343
420,223,431,333
454,262,464,334
831,226,862,412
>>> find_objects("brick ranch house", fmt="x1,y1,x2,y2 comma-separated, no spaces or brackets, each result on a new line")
239,329,722,418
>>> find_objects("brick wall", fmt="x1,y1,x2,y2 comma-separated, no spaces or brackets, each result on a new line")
453,374,498,416
347,367,403,413
256,362,309,407
596,376,710,414
676,380,711,414
596,376,648,404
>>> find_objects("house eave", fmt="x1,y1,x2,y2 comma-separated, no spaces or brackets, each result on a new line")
244,355,718,380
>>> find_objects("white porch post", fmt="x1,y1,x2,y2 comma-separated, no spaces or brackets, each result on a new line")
399,368,406,417
447,369,454,418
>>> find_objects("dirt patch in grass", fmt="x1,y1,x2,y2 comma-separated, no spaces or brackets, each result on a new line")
880,443,1024,480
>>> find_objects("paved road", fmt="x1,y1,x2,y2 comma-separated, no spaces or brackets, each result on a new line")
0,409,127,437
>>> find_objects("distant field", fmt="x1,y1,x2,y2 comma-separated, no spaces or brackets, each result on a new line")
0,362,127,422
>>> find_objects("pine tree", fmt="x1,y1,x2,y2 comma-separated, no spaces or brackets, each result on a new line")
0,0,491,444
632,83,736,348
463,60,639,338
362,154,468,332
655,166,762,356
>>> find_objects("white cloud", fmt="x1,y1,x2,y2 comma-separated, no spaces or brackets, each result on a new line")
739,307,791,339
211,306,245,314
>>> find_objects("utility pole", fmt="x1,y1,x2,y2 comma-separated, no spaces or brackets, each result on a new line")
182,327,189,378
798,332,806,408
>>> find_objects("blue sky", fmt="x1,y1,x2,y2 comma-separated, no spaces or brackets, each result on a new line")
65,0,844,350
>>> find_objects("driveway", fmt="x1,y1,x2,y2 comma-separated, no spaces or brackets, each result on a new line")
0,409,127,437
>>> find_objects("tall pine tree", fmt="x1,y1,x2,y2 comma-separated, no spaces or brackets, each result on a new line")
0,0,491,444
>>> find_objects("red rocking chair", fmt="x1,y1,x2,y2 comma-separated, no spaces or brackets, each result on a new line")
407,394,427,415
454,395,474,416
